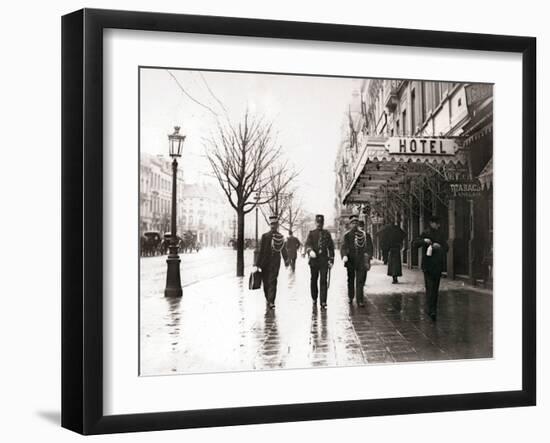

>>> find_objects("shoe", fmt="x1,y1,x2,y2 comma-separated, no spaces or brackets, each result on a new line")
358,302,365,307
428,312,437,321
321,303,327,310
348,299,353,304
269,303,276,309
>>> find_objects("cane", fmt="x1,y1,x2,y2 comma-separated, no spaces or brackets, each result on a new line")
327,266,331,289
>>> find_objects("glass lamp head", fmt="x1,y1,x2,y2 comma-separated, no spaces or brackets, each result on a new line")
168,126,186,158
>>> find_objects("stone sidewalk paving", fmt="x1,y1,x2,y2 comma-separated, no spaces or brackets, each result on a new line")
140,251,492,376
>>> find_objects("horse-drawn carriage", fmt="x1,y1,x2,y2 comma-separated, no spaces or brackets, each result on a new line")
140,231,162,256
181,230,199,253
141,230,199,256
160,232,184,255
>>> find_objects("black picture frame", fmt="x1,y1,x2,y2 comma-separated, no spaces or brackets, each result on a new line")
62,8,536,435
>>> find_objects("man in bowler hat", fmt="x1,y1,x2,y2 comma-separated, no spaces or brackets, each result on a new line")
341,214,373,307
413,214,449,320
305,214,335,310
255,215,288,309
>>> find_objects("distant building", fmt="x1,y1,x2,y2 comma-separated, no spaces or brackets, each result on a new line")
140,153,184,235
180,183,233,247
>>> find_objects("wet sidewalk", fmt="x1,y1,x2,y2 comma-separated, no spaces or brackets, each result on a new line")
140,250,492,376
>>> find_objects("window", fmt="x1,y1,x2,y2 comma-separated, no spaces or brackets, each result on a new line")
411,89,416,134
396,119,400,136
402,110,407,136
422,82,429,121
433,83,441,107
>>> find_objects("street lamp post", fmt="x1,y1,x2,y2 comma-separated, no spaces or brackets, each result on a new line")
165,126,186,298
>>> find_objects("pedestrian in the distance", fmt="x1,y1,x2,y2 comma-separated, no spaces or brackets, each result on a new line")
378,223,391,265
255,215,289,309
413,214,449,321
305,214,335,310
341,214,373,307
285,230,301,272
385,218,407,284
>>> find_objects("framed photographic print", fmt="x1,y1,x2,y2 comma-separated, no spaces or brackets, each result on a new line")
61,8,536,435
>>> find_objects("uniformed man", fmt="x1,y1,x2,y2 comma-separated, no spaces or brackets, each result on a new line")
305,214,335,310
341,214,373,307
413,214,449,321
255,215,289,309
384,219,407,284
285,230,301,272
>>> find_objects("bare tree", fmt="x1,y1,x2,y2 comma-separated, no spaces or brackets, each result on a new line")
204,111,281,276
259,162,299,225
280,193,304,233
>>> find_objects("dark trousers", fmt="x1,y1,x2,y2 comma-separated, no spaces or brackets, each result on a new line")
288,256,297,271
262,268,279,304
347,264,367,303
310,265,329,304
423,271,441,315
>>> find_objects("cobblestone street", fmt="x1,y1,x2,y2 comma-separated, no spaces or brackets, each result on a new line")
140,247,492,376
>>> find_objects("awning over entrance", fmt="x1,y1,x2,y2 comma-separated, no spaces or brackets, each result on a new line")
342,136,468,204
478,157,493,190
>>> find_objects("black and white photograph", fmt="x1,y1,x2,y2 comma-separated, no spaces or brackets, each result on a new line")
139,68,494,376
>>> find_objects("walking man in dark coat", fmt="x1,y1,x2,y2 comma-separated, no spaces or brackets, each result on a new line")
413,214,449,321
305,214,335,310
341,214,374,307
255,215,289,309
384,219,407,284
285,230,301,272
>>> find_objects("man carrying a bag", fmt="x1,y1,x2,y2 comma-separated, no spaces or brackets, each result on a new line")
254,215,288,309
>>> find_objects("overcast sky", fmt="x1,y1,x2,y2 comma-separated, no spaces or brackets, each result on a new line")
140,68,359,221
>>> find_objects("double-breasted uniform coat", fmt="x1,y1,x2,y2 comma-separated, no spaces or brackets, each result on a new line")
341,228,374,304
305,228,335,305
256,230,289,304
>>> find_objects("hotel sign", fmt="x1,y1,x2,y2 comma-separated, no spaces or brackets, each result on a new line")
386,137,458,156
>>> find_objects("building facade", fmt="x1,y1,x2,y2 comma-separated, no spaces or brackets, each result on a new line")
180,183,234,247
335,79,493,285
140,152,234,247
140,153,185,235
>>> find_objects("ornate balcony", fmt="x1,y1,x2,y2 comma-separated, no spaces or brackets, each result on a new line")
384,79,404,111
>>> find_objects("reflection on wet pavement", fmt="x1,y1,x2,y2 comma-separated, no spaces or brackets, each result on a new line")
140,248,492,376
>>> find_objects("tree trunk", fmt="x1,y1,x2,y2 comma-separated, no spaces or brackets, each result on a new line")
236,207,245,276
